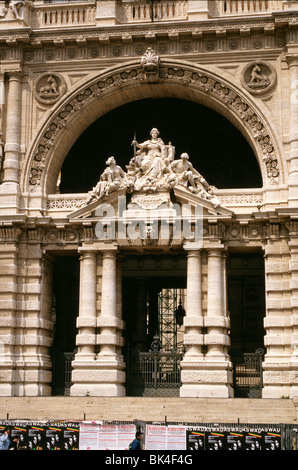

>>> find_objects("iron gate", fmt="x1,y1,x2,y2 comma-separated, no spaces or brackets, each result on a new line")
232,348,264,398
126,338,183,397
51,349,76,396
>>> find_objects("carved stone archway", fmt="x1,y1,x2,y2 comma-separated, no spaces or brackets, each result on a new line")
22,58,284,197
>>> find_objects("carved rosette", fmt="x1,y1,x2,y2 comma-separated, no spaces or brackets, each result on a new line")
34,72,67,105
241,61,277,96
28,62,279,191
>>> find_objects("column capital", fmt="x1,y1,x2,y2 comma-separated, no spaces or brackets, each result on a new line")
185,249,202,257
6,71,24,81
286,54,298,68
206,247,225,256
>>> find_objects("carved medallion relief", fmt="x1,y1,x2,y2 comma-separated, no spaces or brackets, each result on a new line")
34,72,67,105
241,61,277,96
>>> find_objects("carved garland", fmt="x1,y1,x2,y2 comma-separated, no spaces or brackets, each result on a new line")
28,64,279,191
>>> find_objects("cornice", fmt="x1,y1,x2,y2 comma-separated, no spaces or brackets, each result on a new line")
0,11,297,47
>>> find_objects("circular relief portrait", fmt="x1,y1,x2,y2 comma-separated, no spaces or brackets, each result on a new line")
34,72,67,105
241,61,277,96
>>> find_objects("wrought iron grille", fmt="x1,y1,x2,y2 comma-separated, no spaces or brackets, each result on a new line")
232,348,264,398
51,349,76,396
126,339,183,397
158,289,178,351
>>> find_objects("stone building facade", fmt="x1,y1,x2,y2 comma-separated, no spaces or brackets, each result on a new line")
0,0,297,399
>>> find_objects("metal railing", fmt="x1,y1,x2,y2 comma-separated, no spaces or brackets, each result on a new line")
126,341,183,397
232,348,264,398
51,349,76,396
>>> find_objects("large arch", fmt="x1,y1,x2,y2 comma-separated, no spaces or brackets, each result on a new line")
22,58,285,197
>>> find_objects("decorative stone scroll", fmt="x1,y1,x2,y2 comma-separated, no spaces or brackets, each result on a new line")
28,57,280,191
34,72,67,105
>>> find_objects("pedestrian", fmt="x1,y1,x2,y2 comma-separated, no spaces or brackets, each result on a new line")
130,431,143,450
9,434,20,450
0,427,11,450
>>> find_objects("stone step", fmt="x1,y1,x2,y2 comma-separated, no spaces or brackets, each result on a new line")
0,397,297,424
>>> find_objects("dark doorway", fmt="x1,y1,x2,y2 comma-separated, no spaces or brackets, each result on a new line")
122,254,187,396
51,255,79,396
59,98,262,193
227,252,266,397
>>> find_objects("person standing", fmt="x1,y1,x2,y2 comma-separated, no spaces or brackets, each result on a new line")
131,432,143,451
0,428,11,450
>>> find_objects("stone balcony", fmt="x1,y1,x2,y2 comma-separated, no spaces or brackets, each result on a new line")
0,0,297,30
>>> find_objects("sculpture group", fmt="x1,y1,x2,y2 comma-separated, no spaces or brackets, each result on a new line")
84,128,219,207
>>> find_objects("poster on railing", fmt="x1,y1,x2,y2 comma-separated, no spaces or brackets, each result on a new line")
79,422,136,450
243,431,263,450
166,426,187,450
117,424,136,450
205,431,227,450
145,425,186,450
145,425,168,450
262,431,281,451
226,430,245,451
186,430,205,450
27,422,46,450
79,421,101,450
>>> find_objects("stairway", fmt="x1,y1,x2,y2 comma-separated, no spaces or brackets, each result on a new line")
0,397,297,424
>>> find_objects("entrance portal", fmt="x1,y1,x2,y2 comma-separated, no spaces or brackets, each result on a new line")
122,254,186,396
51,255,79,396
227,252,266,397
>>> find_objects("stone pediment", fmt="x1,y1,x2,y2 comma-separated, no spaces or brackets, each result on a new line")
67,185,232,224
67,188,126,221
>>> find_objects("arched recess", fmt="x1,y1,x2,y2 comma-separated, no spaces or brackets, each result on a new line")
22,58,284,197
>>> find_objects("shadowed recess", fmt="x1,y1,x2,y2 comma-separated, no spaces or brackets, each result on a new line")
59,98,262,193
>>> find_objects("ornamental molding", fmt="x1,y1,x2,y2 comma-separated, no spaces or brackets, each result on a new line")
26,58,281,193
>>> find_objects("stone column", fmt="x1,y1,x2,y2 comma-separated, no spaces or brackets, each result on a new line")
0,71,23,214
96,250,125,396
3,72,23,184
205,249,230,357
203,248,232,397
286,54,298,207
180,249,204,397
70,250,97,396
288,222,298,398
0,240,19,396
262,229,292,398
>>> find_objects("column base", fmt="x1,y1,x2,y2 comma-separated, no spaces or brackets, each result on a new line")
262,358,291,398
70,356,126,397
180,356,233,398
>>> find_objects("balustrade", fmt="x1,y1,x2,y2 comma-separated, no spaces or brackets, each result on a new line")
29,0,290,29
34,1,96,28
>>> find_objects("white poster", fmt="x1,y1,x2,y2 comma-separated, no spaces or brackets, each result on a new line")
117,424,136,450
79,422,136,450
79,422,101,450
145,425,186,450
166,426,187,450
